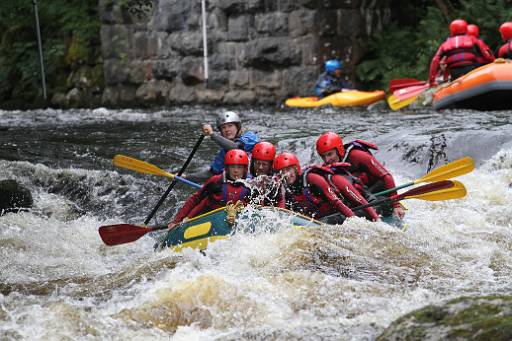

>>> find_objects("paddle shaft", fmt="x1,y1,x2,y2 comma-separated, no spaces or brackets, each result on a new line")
374,181,414,196
174,175,202,188
144,135,205,225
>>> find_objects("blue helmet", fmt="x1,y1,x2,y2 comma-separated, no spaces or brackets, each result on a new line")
325,59,342,74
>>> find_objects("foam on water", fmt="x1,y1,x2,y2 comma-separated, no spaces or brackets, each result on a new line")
1,108,512,339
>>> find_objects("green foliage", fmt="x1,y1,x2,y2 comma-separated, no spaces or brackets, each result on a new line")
0,0,101,107
357,0,512,90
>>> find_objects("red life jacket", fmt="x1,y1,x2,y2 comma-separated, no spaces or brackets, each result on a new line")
498,40,512,59
440,35,479,69
341,140,378,186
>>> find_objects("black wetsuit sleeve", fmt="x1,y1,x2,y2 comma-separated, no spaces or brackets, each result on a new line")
210,132,240,150
185,168,214,183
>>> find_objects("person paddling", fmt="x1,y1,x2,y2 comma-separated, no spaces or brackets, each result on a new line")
429,19,494,86
315,59,352,98
187,111,259,182
467,24,494,66
497,22,512,59
168,149,251,229
316,132,405,219
247,141,285,208
273,152,373,223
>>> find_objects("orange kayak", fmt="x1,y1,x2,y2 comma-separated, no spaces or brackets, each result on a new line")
285,90,385,108
433,59,512,110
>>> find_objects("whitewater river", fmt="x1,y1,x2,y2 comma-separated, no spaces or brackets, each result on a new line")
1,106,511,340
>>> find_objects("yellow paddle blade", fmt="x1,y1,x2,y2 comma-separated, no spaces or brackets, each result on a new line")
415,157,474,184
387,94,417,110
113,155,175,179
406,180,467,201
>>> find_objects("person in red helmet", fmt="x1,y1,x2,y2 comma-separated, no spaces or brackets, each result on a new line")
429,19,495,86
168,149,251,229
247,141,285,207
467,24,494,66
273,152,378,222
250,141,276,177
497,22,512,59
315,132,405,219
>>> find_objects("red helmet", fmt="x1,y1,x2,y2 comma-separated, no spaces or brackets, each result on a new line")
500,22,512,41
316,132,344,156
449,19,467,36
273,152,301,175
252,141,276,161
224,149,249,166
467,24,479,37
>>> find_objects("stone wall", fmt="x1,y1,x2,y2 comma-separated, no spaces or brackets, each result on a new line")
99,0,390,106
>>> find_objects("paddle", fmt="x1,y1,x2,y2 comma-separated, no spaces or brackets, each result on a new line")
113,155,202,189
353,180,466,212
393,83,430,101
387,94,418,110
144,135,205,224
99,223,168,246
374,157,474,196
389,78,427,93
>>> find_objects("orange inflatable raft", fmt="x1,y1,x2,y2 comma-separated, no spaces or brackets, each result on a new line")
433,59,512,110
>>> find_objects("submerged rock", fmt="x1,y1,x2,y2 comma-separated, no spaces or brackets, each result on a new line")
0,179,33,215
377,295,512,340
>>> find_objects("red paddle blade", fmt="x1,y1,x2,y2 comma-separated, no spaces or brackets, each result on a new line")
395,180,454,200
98,224,152,246
393,84,430,100
389,78,426,93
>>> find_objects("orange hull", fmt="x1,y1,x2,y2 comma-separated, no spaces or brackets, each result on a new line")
433,59,512,110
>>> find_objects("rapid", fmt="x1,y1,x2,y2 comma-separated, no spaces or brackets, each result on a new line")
1,106,511,340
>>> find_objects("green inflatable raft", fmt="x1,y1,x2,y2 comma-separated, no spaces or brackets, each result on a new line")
157,205,322,252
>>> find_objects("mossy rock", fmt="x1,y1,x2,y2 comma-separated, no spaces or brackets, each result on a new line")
0,179,33,215
377,295,512,340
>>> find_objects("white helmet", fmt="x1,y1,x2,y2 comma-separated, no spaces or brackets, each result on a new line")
216,111,241,130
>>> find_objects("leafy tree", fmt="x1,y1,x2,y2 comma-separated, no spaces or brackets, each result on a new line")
0,0,101,108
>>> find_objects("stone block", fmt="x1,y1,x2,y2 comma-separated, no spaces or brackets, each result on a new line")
228,16,250,41
168,32,204,56
216,0,262,15
208,54,237,70
134,32,159,59
223,90,257,104
255,13,288,35
241,37,301,69
135,79,172,103
288,10,315,37
100,25,134,59
195,88,225,102
282,66,319,96
152,59,180,81
250,70,282,90
168,80,196,103
181,57,205,85
103,59,130,84
156,0,190,32
206,70,230,90
229,71,250,88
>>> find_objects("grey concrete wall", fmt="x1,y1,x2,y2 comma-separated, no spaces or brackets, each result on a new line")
98,0,390,107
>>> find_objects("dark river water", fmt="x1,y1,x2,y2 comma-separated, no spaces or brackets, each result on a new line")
1,106,512,340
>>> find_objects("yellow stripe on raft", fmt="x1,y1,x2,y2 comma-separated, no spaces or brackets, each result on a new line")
285,90,385,108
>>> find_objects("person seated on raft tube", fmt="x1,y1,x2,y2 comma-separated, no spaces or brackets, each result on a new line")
247,141,285,208
316,132,405,219
187,111,259,182
314,59,352,98
429,19,495,87
168,149,251,229
466,24,494,66
497,22,512,59
273,152,378,223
